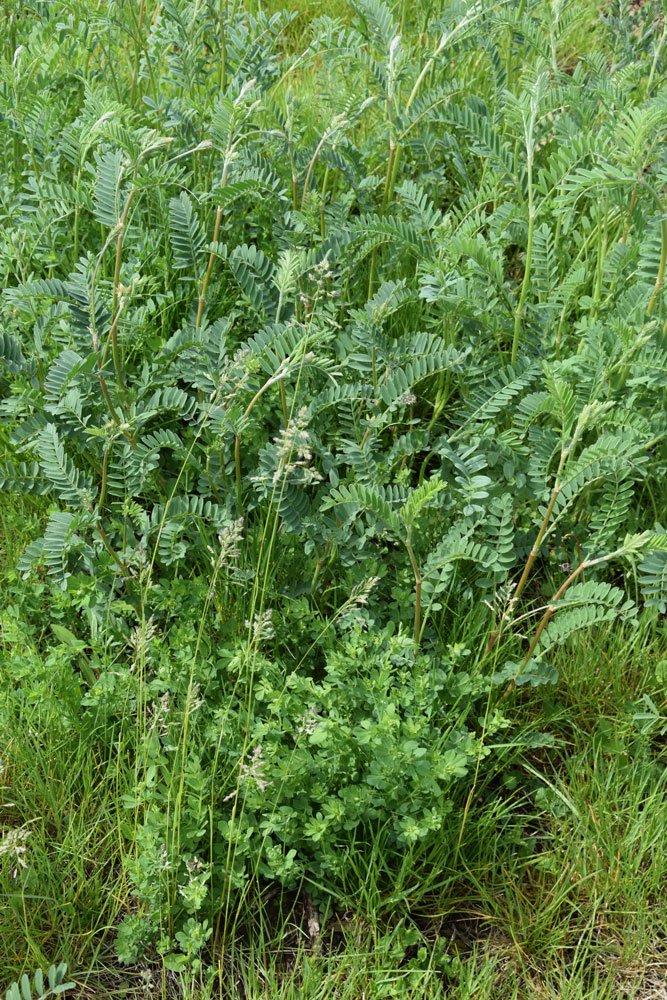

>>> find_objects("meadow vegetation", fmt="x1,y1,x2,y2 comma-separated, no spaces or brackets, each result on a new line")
0,0,666,996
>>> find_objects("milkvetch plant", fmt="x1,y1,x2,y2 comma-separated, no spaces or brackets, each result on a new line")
1,0,666,971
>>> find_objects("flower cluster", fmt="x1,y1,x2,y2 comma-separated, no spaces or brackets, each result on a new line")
208,517,244,597
224,744,271,801
129,615,158,671
245,608,275,642
0,825,30,879
272,407,323,486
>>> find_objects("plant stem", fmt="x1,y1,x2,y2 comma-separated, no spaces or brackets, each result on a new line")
646,21,666,94
234,371,287,515
320,164,329,240
301,123,338,213
234,434,242,515
624,179,667,316
513,451,566,603
592,199,607,318
129,0,146,107
197,158,230,327
511,156,534,366
99,445,110,511
368,141,396,297
279,380,288,427
96,521,126,573
647,214,667,316
506,545,629,696
109,187,136,398
219,0,228,93
513,561,590,680
405,539,422,644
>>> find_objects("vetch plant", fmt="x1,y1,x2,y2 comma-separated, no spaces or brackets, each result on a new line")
0,0,666,971
321,476,446,642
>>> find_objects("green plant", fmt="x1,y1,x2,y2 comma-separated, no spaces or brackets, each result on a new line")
4,965,73,1000
321,476,446,640
1,0,667,984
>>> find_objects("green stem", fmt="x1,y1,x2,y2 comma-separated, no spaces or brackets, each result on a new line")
405,539,422,645
513,451,566,603
368,141,396,297
279,380,288,427
219,0,228,93
129,0,146,107
320,164,329,240
508,550,619,692
73,170,82,262
197,162,229,327
234,434,242,515
97,369,121,426
506,0,527,88
646,21,667,94
301,125,337,213
96,521,127,573
234,372,287,515
109,187,136,397
622,178,667,316
99,445,110,512
511,161,534,366
648,214,667,317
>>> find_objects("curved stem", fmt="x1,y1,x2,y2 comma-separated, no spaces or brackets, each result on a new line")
507,548,623,695
98,371,122,425
301,126,335,212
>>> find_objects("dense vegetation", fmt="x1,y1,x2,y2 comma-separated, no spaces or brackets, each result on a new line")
1,0,666,996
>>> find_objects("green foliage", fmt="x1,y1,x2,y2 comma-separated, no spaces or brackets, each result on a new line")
1,0,666,980
4,965,73,1000
114,618,501,966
